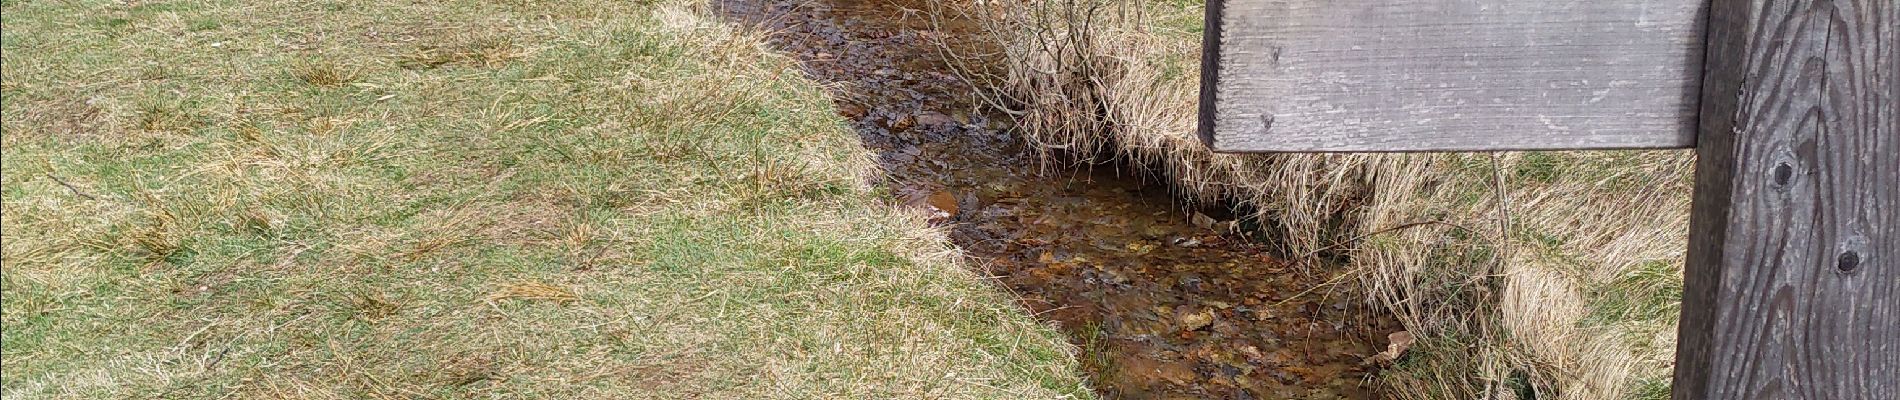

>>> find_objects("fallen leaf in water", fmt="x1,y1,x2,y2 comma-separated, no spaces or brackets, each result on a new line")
926,191,959,216
837,104,867,118
889,115,915,130
1238,345,1265,361
1125,241,1157,254
1367,331,1415,364
1179,309,1215,331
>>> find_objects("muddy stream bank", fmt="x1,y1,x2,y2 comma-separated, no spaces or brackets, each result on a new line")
718,1,1398,398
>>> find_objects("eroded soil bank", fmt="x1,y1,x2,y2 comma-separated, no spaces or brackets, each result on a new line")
719,1,1399,398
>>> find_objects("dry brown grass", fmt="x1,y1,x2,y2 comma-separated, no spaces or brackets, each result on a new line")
956,1,1692,398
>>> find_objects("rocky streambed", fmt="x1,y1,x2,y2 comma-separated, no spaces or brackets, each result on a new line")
718,1,1401,398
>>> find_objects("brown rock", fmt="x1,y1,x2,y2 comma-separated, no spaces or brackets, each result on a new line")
914,112,955,126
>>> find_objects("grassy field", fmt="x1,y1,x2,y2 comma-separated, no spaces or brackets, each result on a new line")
961,1,1693,399
0,0,1092,398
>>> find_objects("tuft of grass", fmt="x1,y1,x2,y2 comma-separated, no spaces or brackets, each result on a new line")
2,0,1091,398
397,33,525,70
486,281,581,304
289,60,358,88
961,0,1692,399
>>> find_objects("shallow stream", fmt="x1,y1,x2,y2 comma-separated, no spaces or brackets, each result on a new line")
718,2,1398,398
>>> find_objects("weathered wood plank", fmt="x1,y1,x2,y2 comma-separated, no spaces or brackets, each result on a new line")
1198,0,1706,152
1672,0,1899,398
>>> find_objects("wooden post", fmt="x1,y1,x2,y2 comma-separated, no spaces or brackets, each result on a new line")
1198,0,1897,396
1673,0,1898,398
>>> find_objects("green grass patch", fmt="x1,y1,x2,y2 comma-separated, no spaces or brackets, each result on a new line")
2,0,1089,398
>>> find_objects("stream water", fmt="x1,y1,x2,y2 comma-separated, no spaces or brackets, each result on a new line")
717,1,1398,398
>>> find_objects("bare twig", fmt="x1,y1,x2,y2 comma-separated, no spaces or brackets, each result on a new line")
1479,152,1515,399
1269,265,1362,308
1273,220,1483,307
1487,153,1514,271
1297,219,1479,260
47,174,96,200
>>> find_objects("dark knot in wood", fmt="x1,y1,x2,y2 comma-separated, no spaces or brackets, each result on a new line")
1773,163,1794,187
1838,251,1861,274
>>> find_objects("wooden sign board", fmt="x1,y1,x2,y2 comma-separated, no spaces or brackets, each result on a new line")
1197,0,1898,398
1198,0,1706,152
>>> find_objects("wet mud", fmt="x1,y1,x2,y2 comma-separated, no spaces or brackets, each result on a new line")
717,1,1399,398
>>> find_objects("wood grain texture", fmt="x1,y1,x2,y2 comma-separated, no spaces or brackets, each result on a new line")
1199,0,1706,152
1672,0,1899,398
